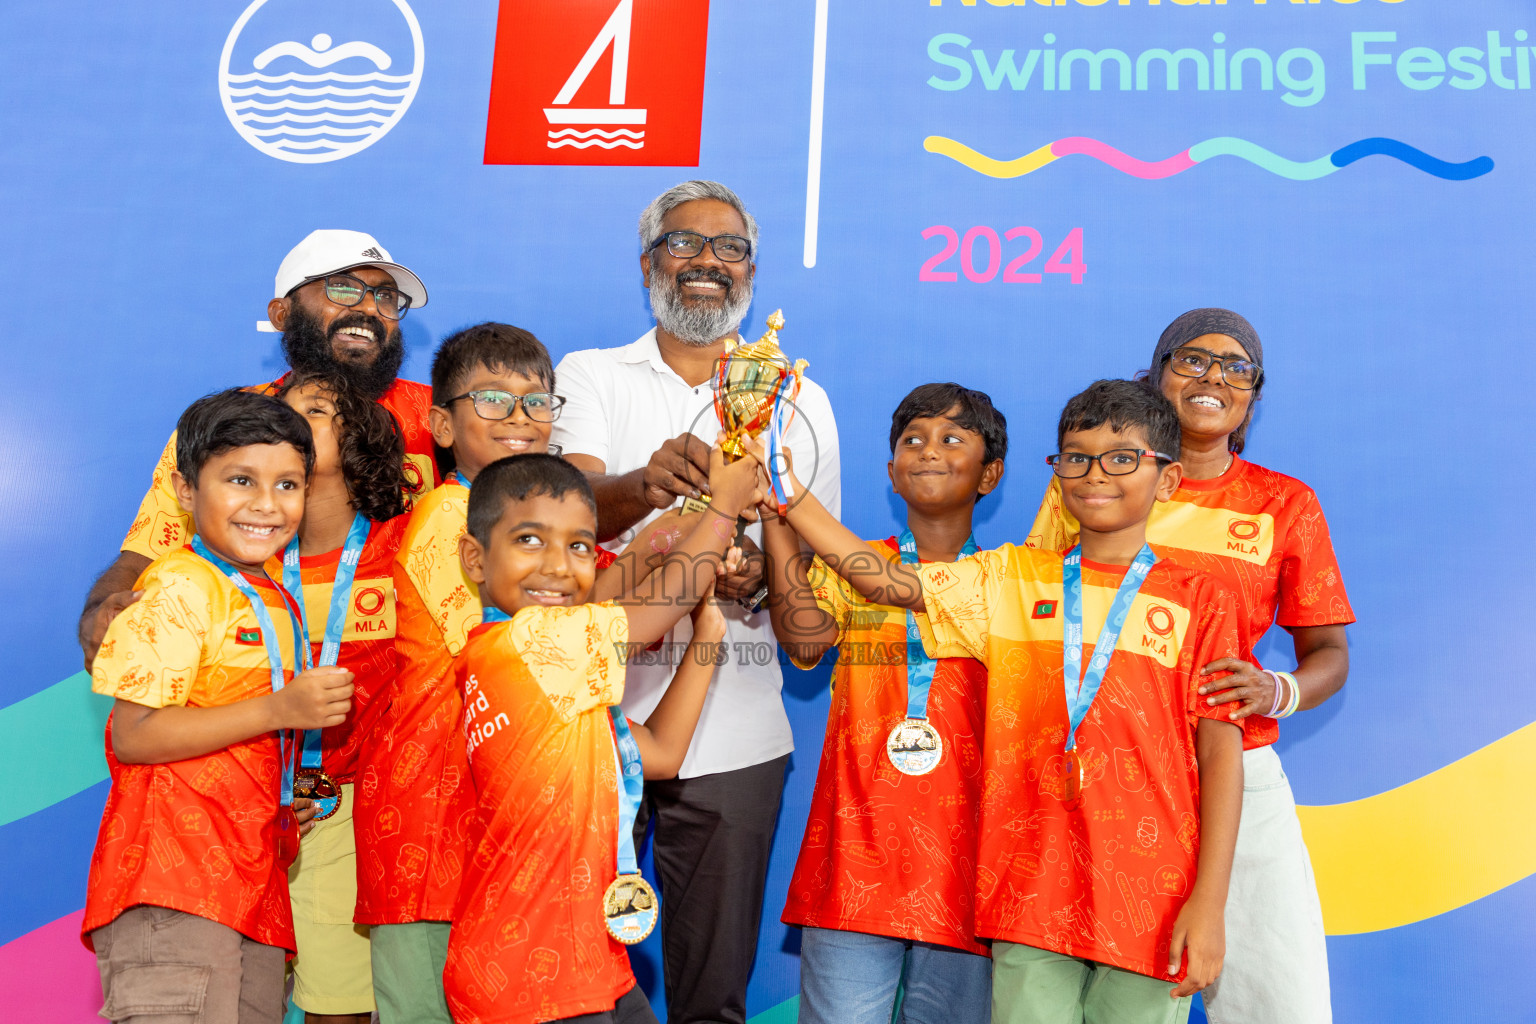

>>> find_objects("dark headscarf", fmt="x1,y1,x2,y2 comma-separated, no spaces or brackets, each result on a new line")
1147,308,1264,454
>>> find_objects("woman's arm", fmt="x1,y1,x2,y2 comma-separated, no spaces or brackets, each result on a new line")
1198,623,1349,719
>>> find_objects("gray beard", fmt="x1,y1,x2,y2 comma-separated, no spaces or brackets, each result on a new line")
649,270,753,347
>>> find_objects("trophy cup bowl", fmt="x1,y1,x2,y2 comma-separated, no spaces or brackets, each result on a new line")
713,310,806,460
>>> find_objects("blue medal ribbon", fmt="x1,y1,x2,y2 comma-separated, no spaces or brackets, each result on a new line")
609,707,645,876
1061,544,1157,752
282,512,371,813
189,536,302,815
897,530,978,721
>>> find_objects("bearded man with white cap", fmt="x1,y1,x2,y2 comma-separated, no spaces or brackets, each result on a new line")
77,229,434,666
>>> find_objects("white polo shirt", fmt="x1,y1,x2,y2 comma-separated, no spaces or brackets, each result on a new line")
553,328,842,778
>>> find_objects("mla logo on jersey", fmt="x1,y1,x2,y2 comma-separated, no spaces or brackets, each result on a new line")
354,586,387,618
218,0,425,164
1227,519,1261,541
1144,605,1175,638
483,0,709,166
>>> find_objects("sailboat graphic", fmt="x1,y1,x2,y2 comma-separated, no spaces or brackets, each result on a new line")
218,0,424,165
544,0,645,151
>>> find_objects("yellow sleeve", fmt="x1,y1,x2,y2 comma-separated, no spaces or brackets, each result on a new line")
916,549,1007,662
507,603,630,721
92,561,211,707
1024,476,1079,553
399,497,480,656
121,431,193,560
787,555,855,671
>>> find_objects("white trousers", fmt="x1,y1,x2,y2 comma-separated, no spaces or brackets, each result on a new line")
1202,745,1333,1024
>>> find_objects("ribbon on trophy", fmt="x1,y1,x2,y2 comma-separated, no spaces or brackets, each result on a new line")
190,535,304,861
884,530,980,776
282,512,370,821
1059,543,1157,808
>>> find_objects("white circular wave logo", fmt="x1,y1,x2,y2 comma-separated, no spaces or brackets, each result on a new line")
218,0,424,164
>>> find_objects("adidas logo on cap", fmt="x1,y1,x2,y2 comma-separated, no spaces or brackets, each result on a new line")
361,246,384,260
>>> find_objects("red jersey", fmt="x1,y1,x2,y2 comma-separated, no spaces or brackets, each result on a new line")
919,546,1242,979
353,480,477,925
121,376,436,561
782,540,988,955
1026,457,1354,747
267,515,408,783
84,548,303,951
445,604,634,1024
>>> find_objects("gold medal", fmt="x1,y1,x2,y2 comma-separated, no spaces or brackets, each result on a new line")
293,767,342,821
1061,749,1084,809
885,718,943,776
603,874,659,945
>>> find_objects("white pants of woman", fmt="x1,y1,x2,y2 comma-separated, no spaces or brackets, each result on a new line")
1202,745,1333,1024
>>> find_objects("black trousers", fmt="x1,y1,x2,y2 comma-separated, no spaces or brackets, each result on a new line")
555,984,659,1024
633,753,790,1024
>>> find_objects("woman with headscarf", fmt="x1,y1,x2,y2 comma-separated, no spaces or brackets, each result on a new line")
1027,308,1352,1024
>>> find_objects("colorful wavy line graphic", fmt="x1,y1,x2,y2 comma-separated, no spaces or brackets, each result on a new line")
923,135,1494,182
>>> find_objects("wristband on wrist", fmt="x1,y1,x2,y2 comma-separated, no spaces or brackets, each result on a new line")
1278,670,1302,718
1262,669,1288,718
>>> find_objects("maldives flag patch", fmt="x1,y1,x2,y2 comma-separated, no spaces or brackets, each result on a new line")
1032,600,1058,619
236,627,263,646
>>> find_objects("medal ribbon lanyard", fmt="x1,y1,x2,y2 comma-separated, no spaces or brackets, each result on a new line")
609,707,646,877
897,530,978,722
190,536,303,813
282,512,371,774
1061,544,1157,753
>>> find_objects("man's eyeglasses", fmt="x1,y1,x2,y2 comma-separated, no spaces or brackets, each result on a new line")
445,390,565,423
1163,346,1262,390
317,274,412,321
1046,449,1174,479
647,230,753,263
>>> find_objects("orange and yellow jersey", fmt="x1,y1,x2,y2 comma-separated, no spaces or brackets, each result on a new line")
1026,457,1354,748
265,514,408,784
445,604,634,1024
917,545,1242,980
781,539,988,956
83,546,302,952
121,376,436,561
352,479,477,925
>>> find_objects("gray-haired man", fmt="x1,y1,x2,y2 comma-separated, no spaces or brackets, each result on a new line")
554,181,841,1023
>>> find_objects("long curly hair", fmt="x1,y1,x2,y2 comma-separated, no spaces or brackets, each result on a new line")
278,369,407,522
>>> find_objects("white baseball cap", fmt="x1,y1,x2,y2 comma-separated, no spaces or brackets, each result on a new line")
258,229,428,332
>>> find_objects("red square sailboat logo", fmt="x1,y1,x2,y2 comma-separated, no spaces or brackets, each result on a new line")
483,0,710,166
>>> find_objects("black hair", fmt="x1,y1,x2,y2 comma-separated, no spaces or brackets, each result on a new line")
430,322,555,407
175,388,315,486
1057,379,1182,461
466,454,598,546
889,382,1009,465
277,369,407,523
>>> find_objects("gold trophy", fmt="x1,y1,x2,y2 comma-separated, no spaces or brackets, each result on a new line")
712,309,808,467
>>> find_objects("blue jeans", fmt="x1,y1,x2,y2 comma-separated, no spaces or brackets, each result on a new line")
798,927,992,1024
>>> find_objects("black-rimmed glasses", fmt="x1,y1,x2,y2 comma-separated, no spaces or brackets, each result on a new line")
445,390,565,423
317,273,412,321
1046,449,1174,478
1163,346,1262,390
647,230,753,263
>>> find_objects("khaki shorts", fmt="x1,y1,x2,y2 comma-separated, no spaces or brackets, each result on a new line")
288,782,373,1015
92,905,285,1024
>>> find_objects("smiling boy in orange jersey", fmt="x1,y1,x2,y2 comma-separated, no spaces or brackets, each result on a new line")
757,380,1245,1024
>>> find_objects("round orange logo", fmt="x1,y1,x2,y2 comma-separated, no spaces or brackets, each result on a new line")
1145,605,1175,637
354,586,386,617
1228,518,1260,540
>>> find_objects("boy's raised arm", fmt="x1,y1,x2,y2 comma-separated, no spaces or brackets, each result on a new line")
629,588,728,779
760,513,839,668
1168,716,1243,998
618,441,761,646
750,440,924,612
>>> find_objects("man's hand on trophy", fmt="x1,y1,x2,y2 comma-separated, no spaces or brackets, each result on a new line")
643,432,714,508
714,533,766,602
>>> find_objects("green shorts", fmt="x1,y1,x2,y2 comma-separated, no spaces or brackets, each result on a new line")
288,783,373,1015
991,941,1192,1024
371,920,453,1024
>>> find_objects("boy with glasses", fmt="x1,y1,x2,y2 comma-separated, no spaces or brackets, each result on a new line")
760,380,1245,1024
